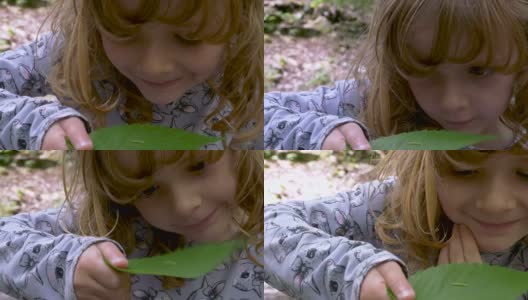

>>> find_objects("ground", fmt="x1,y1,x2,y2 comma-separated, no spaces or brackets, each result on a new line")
264,0,372,92
0,3,50,51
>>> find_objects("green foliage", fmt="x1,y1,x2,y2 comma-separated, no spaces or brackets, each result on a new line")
264,150,382,165
388,263,528,300
105,240,243,278
84,124,221,150
310,0,373,9
370,130,496,150
0,151,58,169
0,0,51,8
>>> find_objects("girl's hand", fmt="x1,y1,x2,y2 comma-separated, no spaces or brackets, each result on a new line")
322,122,371,150
360,261,415,300
438,224,483,265
42,117,93,150
74,242,131,300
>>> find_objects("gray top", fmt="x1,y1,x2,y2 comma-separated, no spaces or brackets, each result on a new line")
264,178,528,300
264,80,368,150
0,208,264,300
0,33,262,150
264,81,525,150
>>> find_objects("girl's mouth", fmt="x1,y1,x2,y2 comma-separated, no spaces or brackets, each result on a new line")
183,208,219,231
444,119,474,129
142,78,183,88
472,217,520,233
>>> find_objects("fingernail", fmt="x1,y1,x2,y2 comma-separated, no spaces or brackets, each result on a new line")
111,258,123,265
356,144,369,150
397,289,413,299
77,141,91,149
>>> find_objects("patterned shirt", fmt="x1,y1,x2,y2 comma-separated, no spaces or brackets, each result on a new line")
0,33,262,150
0,208,264,299
264,178,528,300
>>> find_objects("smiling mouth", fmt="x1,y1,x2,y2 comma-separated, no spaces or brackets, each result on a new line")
473,217,520,231
182,208,218,229
142,78,182,87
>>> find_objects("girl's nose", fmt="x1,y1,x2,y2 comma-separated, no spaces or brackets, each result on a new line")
476,175,517,213
170,186,202,217
441,80,469,112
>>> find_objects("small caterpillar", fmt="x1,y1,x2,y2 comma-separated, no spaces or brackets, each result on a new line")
450,282,469,287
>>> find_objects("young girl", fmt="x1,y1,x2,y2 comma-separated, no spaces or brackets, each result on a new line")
0,0,263,150
264,0,528,150
0,150,264,299
264,150,528,300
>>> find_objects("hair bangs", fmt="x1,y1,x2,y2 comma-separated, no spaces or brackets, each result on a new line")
90,0,239,44
97,151,225,203
392,0,528,77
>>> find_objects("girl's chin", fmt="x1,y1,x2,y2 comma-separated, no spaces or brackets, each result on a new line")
474,237,519,253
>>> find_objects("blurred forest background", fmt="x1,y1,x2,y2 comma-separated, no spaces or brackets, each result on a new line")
0,150,63,218
265,0,374,92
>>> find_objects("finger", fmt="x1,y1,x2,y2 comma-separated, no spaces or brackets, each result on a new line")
91,243,130,290
97,242,128,268
338,123,371,150
448,224,465,264
59,117,93,150
377,261,415,300
322,129,347,150
437,246,449,265
360,268,391,300
459,224,482,263
42,124,68,150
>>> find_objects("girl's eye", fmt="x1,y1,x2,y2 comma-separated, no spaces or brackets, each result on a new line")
517,170,528,178
175,35,202,45
100,28,135,42
187,161,207,172
469,66,493,77
453,169,479,177
142,185,159,197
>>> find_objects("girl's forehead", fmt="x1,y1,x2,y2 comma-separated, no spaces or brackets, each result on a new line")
406,7,516,66
114,0,218,24
116,0,182,16
444,151,528,168
112,151,210,176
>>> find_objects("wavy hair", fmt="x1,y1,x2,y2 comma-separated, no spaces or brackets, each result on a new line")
42,0,263,145
373,150,528,273
61,150,263,288
351,0,528,145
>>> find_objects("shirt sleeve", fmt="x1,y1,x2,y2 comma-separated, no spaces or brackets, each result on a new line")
264,178,407,300
0,33,92,150
0,208,125,300
264,80,370,150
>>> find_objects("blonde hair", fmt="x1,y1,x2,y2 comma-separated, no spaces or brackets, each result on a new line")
373,150,528,273
352,0,528,143
62,150,263,288
42,0,263,145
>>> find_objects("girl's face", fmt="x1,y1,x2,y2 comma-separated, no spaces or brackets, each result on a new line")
403,5,518,146
436,152,528,252
116,151,239,243
99,0,226,105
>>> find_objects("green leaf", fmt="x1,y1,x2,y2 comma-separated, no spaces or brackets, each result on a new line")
370,130,496,150
89,124,221,150
104,240,243,278
387,263,528,300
